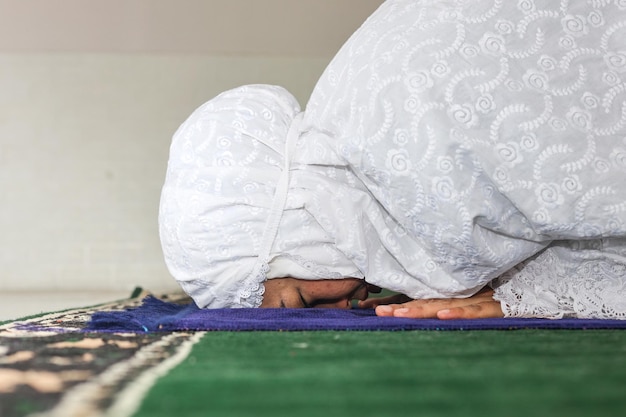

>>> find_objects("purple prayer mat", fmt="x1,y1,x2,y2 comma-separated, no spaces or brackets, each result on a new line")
84,296,626,332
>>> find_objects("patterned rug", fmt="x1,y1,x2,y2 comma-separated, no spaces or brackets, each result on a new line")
0,291,203,417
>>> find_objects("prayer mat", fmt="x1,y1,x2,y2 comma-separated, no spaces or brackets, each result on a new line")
86,295,626,332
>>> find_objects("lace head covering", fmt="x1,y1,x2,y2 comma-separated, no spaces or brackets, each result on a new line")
159,85,361,308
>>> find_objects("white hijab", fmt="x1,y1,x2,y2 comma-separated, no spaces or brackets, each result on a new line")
159,85,363,308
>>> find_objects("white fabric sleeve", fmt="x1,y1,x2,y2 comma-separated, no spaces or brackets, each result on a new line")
493,239,626,319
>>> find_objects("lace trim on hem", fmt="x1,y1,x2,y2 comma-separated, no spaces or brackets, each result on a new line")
493,245,626,320
234,262,269,308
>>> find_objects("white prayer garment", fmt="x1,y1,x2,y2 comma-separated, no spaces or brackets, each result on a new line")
160,0,626,318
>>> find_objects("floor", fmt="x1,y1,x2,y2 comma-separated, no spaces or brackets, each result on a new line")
0,291,131,322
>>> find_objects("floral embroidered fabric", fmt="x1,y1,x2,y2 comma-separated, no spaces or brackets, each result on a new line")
160,0,626,317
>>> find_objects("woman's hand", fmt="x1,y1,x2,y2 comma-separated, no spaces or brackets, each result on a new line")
362,288,503,320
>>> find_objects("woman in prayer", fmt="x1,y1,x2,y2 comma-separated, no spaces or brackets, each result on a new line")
159,0,626,320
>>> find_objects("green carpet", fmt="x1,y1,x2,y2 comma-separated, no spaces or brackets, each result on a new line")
134,330,626,417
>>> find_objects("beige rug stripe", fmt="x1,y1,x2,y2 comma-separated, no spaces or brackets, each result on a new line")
104,332,206,417
28,332,206,417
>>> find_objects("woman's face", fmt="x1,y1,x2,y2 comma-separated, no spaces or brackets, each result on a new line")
260,277,381,309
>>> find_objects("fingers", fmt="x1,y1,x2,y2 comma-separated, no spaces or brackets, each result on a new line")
375,297,481,318
374,297,504,320
375,302,440,318
375,304,406,317
436,301,504,320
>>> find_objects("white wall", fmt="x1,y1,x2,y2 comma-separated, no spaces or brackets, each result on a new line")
0,0,384,293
